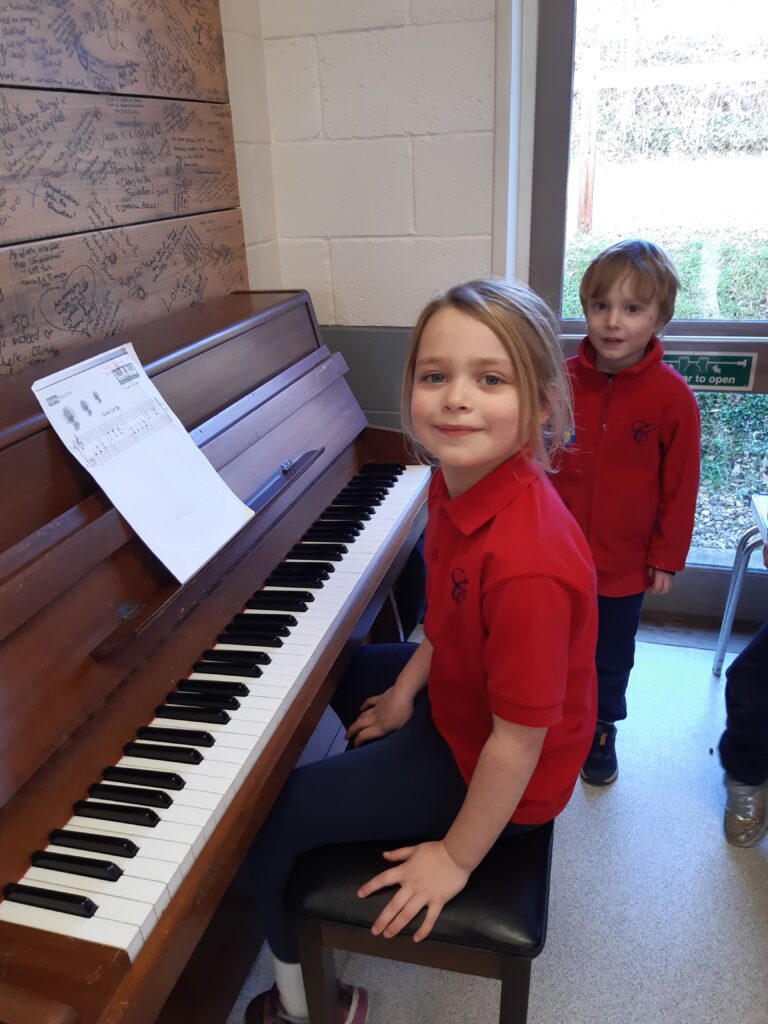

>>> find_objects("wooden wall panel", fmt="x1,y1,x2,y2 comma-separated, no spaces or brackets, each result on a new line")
0,210,246,375
0,89,238,246
0,0,227,101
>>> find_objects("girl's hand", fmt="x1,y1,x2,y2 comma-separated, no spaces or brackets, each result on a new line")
345,687,414,747
357,841,469,942
648,568,673,594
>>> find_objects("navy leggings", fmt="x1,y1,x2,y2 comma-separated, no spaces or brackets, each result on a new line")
718,620,768,786
595,593,645,723
247,643,534,961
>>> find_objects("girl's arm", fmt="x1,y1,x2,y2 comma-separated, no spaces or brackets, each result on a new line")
357,715,546,940
346,637,433,747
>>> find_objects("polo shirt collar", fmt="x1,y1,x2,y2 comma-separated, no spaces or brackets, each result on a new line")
436,452,541,537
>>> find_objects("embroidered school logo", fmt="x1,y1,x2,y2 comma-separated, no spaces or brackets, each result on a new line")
451,567,469,605
631,419,657,444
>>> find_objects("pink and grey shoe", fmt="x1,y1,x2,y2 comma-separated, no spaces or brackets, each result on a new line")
245,980,368,1024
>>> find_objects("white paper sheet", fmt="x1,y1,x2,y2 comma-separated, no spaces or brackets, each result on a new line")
32,344,254,583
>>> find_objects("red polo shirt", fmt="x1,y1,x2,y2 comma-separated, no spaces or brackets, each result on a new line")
424,452,597,824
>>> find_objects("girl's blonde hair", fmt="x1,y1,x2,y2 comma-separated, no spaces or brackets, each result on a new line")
400,278,572,472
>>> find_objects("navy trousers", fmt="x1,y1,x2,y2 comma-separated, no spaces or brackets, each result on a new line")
718,620,768,786
247,643,533,961
595,593,645,724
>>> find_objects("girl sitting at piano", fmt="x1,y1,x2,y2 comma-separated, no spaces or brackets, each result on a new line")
246,278,597,1024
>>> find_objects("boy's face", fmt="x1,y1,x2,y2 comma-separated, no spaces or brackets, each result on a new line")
585,275,665,373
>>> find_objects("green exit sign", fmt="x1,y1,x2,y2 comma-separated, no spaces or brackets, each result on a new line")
663,352,757,391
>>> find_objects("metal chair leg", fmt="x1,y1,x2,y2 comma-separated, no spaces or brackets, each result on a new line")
713,527,762,676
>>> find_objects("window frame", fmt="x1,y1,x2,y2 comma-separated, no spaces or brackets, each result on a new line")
528,0,768,361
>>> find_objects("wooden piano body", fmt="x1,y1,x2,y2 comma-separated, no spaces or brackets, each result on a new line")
0,291,429,1023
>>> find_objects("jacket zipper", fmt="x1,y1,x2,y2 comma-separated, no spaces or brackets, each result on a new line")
586,375,614,544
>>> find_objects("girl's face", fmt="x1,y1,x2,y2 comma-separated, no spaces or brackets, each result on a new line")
410,305,524,497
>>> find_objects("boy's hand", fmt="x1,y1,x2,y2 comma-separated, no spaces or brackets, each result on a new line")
648,568,673,594
357,840,469,942
345,687,414,747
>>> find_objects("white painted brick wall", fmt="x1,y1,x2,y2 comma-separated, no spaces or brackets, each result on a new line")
260,0,409,39
411,0,495,23
264,38,322,141
223,1,497,324
414,133,493,235
318,23,494,139
332,237,492,326
273,139,414,237
280,239,334,323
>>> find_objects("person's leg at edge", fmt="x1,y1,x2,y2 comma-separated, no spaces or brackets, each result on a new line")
581,593,644,786
718,620,768,847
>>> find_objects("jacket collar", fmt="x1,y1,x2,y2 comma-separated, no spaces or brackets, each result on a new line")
433,451,542,537
576,335,664,380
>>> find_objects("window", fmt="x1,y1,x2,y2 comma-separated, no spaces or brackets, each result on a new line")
529,0,768,578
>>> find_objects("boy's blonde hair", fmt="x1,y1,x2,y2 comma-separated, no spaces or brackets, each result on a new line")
579,239,680,326
400,278,572,472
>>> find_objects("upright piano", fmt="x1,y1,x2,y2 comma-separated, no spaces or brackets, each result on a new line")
0,291,430,1024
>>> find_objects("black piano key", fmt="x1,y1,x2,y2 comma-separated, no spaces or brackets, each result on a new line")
192,661,263,678
103,766,186,790
4,883,97,919
50,828,139,859
359,462,404,474
31,850,123,882
124,741,203,764
267,568,328,584
281,559,335,574
270,561,331,576
177,678,250,697
319,510,369,522
218,633,283,649
304,528,359,542
225,620,290,637
74,800,160,828
156,704,231,725
264,573,324,589
288,543,346,560
337,489,385,502
89,783,172,808
231,613,296,629
200,649,271,666
166,691,240,710
257,589,314,605
245,595,308,612
136,727,215,748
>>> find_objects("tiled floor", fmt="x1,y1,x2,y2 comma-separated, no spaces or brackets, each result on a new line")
228,628,768,1024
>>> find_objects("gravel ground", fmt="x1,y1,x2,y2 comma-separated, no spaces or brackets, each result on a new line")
691,488,766,568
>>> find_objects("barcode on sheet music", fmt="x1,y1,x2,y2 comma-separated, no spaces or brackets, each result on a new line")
113,362,139,385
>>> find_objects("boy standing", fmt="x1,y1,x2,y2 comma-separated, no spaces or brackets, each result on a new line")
553,239,700,785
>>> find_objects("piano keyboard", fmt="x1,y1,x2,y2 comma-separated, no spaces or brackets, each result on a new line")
1,463,430,960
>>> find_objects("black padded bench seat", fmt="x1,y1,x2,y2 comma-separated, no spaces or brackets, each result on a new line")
287,820,554,1024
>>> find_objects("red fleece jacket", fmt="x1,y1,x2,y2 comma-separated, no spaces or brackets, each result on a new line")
552,337,700,597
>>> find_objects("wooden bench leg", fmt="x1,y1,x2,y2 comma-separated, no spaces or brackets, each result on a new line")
499,955,531,1024
295,918,338,1024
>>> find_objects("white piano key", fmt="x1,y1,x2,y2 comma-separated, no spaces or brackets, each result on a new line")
24,866,169,915
43,843,181,889
101,779,222,812
115,756,238,791
67,813,202,850
147,717,265,745
0,898,143,959
9,878,156,933
64,819,198,867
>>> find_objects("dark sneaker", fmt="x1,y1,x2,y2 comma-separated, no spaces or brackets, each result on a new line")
245,980,368,1024
580,721,618,786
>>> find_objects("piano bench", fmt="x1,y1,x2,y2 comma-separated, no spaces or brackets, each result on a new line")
286,820,554,1024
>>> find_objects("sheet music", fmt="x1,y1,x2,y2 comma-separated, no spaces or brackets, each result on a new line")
32,344,254,583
